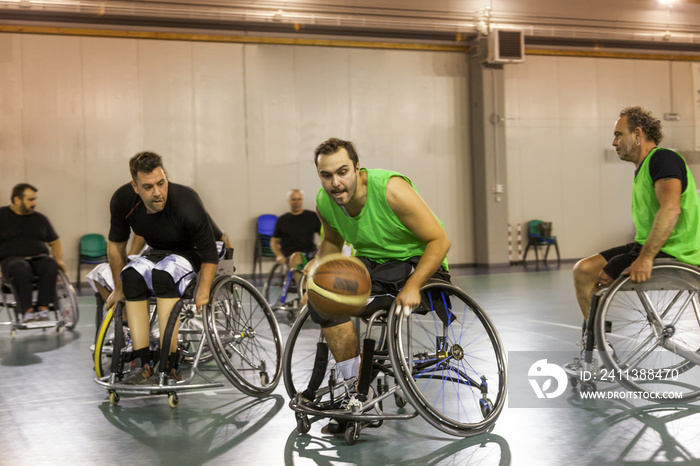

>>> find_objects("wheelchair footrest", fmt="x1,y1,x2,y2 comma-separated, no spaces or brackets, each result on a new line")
19,321,58,330
289,394,417,423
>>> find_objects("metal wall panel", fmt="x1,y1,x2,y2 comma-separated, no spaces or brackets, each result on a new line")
0,34,24,201
21,34,85,263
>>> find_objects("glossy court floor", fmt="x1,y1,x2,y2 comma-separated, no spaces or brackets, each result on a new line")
1,264,699,466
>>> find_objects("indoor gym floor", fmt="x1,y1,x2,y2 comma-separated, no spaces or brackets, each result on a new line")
1,263,699,466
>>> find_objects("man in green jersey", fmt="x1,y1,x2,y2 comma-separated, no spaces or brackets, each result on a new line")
573,106,700,320
307,137,451,434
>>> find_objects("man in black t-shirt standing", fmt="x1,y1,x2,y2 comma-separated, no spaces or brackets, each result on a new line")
105,151,220,384
0,183,65,324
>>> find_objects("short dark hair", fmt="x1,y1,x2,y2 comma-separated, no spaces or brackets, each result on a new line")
314,138,359,167
11,183,37,202
619,106,663,145
129,151,164,180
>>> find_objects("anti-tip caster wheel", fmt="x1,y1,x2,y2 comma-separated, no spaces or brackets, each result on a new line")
569,376,578,388
296,414,311,434
109,391,120,406
480,398,494,418
579,381,596,395
344,421,361,446
168,392,179,408
394,392,407,408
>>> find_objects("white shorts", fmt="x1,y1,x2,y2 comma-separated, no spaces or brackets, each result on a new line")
85,254,142,294
119,242,224,297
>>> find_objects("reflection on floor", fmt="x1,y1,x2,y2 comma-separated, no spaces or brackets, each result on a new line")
1,265,698,465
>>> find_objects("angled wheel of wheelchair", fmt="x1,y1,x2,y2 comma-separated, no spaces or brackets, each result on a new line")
282,305,339,402
56,269,79,330
93,301,159,379
94,304,119,379
388,281,507,436
595,261,700,402
203,275,283,397
263,262,288,308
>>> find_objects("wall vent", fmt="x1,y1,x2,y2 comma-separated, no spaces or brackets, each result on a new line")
487,29,525,64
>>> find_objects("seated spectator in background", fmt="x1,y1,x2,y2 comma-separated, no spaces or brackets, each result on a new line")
0,183,65,323
271,189,322,275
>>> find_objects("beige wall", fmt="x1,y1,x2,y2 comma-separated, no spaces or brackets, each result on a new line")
0,33,470,281
505,56,700,260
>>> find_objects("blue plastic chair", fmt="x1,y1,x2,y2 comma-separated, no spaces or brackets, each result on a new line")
253,214,278,283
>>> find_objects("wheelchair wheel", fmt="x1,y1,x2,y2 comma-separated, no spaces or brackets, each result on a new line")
203,275,283,397
282,306,338,401
595,262,700,402
94,305,118,379
263,262,288,309
388,281,507,436
56,270,79,330
93,302,159,379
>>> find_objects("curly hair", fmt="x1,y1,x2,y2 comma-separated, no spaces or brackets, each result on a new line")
619,106,663,145
129,151,164,179
314,138,359,167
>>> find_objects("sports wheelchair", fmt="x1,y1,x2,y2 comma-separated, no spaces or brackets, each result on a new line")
283,279,507,445
0,267,79,338
94,249,284,407
263,262,305,320
566,259,700,402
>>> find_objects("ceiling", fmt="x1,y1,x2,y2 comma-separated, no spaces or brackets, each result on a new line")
2,0,700,53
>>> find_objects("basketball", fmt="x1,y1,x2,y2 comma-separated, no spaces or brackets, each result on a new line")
306,253,371,317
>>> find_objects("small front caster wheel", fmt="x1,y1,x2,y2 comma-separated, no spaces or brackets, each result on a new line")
168,392,179,408
344,422,360,446
296,414,310,434
109,391,120,406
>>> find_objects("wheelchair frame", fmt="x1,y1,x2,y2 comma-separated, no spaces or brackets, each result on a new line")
282,280,507,445
94,258,284,407
263,262,305,320
568,259,700,402
0,268,79,337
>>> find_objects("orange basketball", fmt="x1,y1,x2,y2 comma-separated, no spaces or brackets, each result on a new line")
306,254,371,318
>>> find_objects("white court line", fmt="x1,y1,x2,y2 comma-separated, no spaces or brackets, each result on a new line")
526,319,581,331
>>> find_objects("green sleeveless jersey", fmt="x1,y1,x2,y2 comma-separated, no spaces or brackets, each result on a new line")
316,168,449,270
632,148,700,265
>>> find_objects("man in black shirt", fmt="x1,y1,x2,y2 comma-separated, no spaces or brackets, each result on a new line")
271,189,321,274
0,183,65,324
105,152,220,384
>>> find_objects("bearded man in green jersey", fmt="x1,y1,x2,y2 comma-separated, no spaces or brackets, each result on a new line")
306,137,451,434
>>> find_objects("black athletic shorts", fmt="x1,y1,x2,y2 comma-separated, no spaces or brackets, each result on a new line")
600,242,675,280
